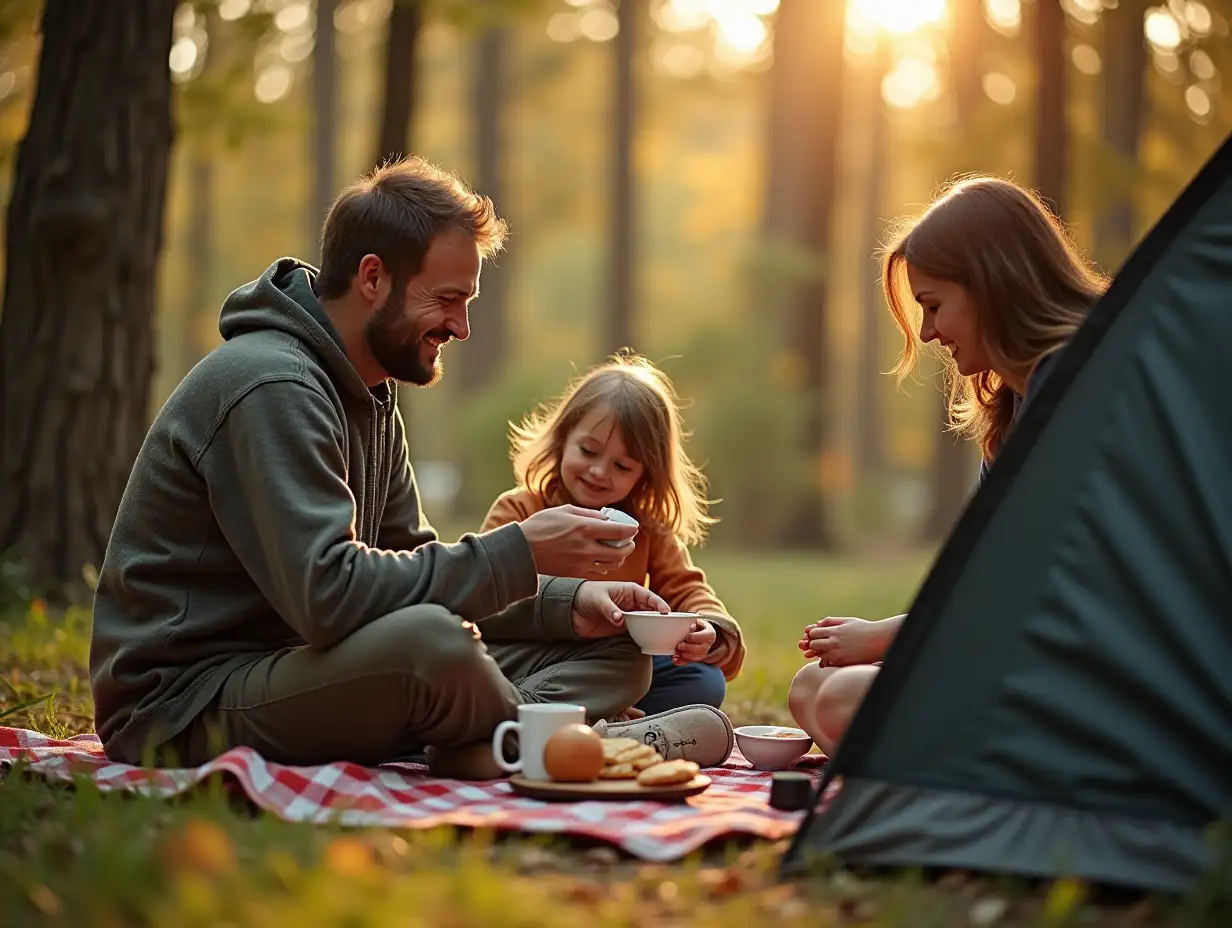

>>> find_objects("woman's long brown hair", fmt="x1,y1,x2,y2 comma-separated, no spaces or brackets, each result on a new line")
882,176,1108,460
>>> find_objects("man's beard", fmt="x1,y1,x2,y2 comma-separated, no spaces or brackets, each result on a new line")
364,286,449,386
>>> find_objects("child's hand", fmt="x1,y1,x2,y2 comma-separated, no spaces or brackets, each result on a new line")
673,618,716,665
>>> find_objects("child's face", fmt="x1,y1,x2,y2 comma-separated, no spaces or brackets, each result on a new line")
907,262,991,377
560,405,645,510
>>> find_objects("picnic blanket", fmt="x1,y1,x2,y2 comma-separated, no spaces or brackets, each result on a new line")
0,727,827,861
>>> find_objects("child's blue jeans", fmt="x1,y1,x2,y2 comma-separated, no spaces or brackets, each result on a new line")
634,656,726,715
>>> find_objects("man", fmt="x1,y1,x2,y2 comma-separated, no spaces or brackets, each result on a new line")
90,157,731,776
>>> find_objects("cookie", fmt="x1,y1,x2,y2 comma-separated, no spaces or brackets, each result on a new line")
613,744,658,766
599,763,636,779
631,752,662,771
600,738,641,760
637,760,699,787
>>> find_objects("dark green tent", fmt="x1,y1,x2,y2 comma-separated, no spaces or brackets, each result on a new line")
783,134,1232,894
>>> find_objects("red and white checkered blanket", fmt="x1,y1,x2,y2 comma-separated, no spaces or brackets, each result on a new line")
0,727,826,861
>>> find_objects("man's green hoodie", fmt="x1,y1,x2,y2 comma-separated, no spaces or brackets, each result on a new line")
90,258,581,763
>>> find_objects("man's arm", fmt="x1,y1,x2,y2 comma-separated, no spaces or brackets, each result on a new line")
197,379,538,648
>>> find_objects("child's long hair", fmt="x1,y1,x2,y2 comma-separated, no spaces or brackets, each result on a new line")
509,352,716,546
882,176,1108,461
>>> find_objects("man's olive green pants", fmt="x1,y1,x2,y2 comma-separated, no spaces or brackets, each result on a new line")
168,604,651,767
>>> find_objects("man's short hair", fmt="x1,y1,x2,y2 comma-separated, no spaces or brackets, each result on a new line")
315,156,508,299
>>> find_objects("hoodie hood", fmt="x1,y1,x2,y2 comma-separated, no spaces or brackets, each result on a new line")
219,257,373,402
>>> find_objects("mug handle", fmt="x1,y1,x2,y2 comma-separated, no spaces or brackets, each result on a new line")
491,719,522,773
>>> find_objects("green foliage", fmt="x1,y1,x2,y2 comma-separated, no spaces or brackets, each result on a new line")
668,326,814,549
449,363,562,519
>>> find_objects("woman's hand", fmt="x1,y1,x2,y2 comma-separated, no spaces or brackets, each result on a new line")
801,616,896,667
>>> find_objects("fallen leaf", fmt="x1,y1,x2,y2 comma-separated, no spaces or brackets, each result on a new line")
582,847,620,868
698,867,744,897
28,884,60,917
969,895,1009,926
323,837,374,877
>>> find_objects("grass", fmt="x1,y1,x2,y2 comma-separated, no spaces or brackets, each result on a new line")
0,550,1223,926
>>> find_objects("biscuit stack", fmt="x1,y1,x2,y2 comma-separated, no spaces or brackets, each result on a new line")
599,737,700,787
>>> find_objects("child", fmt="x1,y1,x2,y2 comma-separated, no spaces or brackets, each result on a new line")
789,176,1108,756
481,352,745,715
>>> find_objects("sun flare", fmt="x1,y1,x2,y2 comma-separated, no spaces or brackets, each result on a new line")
847,0,948,36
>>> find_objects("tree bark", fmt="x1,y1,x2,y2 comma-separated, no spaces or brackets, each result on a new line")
855,43,889,478
606,0,639,355
0,0,177,591
762,0,846,549
373,0,423,169
924,0,983,539
1033,0,1068,215
1095,0,1149,270
458,26,509,395
311,0,339,258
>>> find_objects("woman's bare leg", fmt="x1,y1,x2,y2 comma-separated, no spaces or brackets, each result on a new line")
810,665,880,757
788,661,841,751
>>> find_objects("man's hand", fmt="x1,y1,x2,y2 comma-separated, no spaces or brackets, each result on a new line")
520,505,639,578
571,581,668,639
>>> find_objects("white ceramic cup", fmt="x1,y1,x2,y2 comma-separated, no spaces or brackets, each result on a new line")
491,703,586,780
599,507,639,548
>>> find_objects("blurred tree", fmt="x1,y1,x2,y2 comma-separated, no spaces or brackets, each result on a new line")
1094,0,1148,270
0,0,41,174
854,41,889,481
373,0,423,170
174,1,281,365
311,0,339,259
607,0,641,355
1033,0,1068,214
0,0,177,592
457,23,510,394
924,0,984,540
760,0,846,549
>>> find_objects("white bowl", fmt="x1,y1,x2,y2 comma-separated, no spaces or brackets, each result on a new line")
599,507,639,548
622,611,696,655
734,725,813,771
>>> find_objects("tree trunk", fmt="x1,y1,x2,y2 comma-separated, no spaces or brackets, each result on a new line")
184,156,214,365
1033,0,1068,215
0,0,177,592
458,26,509,395
1095,0,1148,270
924,0,983,539
373,0,423,169
763,0,846,549
311,0,339,258
855,44,889,478
606,0,638,355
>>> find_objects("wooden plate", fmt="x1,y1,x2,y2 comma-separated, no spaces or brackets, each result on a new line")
509,773,711,802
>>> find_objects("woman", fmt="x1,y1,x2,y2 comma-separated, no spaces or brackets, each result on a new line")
789,176,1109,757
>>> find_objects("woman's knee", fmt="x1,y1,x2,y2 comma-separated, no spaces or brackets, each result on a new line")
814,665,879,748
788,661,838,721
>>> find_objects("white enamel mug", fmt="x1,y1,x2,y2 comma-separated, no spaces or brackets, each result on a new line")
491,703,586,780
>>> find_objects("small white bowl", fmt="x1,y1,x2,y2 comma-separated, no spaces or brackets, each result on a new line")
622,611,697,655
734,725,813,771
599,507,639,548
